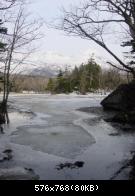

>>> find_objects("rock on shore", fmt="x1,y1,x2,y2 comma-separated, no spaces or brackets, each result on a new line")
101,81,135,111
101,81,135,124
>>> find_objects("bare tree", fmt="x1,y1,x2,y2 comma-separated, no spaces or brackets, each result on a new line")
0,0,18,51
0,0,19,125
58,0,135,78
0,1,43,123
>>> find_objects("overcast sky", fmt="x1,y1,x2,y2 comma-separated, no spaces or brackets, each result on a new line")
26,0,125,68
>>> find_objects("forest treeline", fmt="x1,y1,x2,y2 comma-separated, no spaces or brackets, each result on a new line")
0,57,131,94
46,58,132,94
0,74,48,93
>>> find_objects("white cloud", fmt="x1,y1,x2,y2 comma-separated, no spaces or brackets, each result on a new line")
11,48,111,74
30,48,109,69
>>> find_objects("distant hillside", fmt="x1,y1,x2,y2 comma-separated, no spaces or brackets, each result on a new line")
28,64,69,78
29,67,57,78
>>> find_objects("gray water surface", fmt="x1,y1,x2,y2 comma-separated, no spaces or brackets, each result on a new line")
1,94,135,180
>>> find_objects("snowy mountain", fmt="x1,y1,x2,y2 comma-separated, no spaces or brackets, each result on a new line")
25,53,107,78
29,67,57,77
28,63,72,78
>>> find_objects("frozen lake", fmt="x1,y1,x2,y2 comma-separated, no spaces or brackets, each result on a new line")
1,93,135,180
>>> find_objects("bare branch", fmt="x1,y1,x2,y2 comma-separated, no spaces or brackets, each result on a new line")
0,0,17,10
57,0,135,78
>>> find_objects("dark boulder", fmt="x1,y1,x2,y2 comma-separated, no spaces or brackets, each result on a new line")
101,81,135,111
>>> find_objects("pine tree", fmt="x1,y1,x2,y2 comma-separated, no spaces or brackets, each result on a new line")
46,78,55,93
70,66,80,91
55,70,65,93
86,58,101,91
79,69,87,95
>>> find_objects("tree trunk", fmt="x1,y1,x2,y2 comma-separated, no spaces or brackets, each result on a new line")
0,99,9,124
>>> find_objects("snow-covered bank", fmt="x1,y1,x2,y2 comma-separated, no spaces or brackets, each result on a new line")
0,91,109,99
0,94,135,180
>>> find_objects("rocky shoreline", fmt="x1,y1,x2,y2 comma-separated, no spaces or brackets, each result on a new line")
78,106,135,180
100,81,135,179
